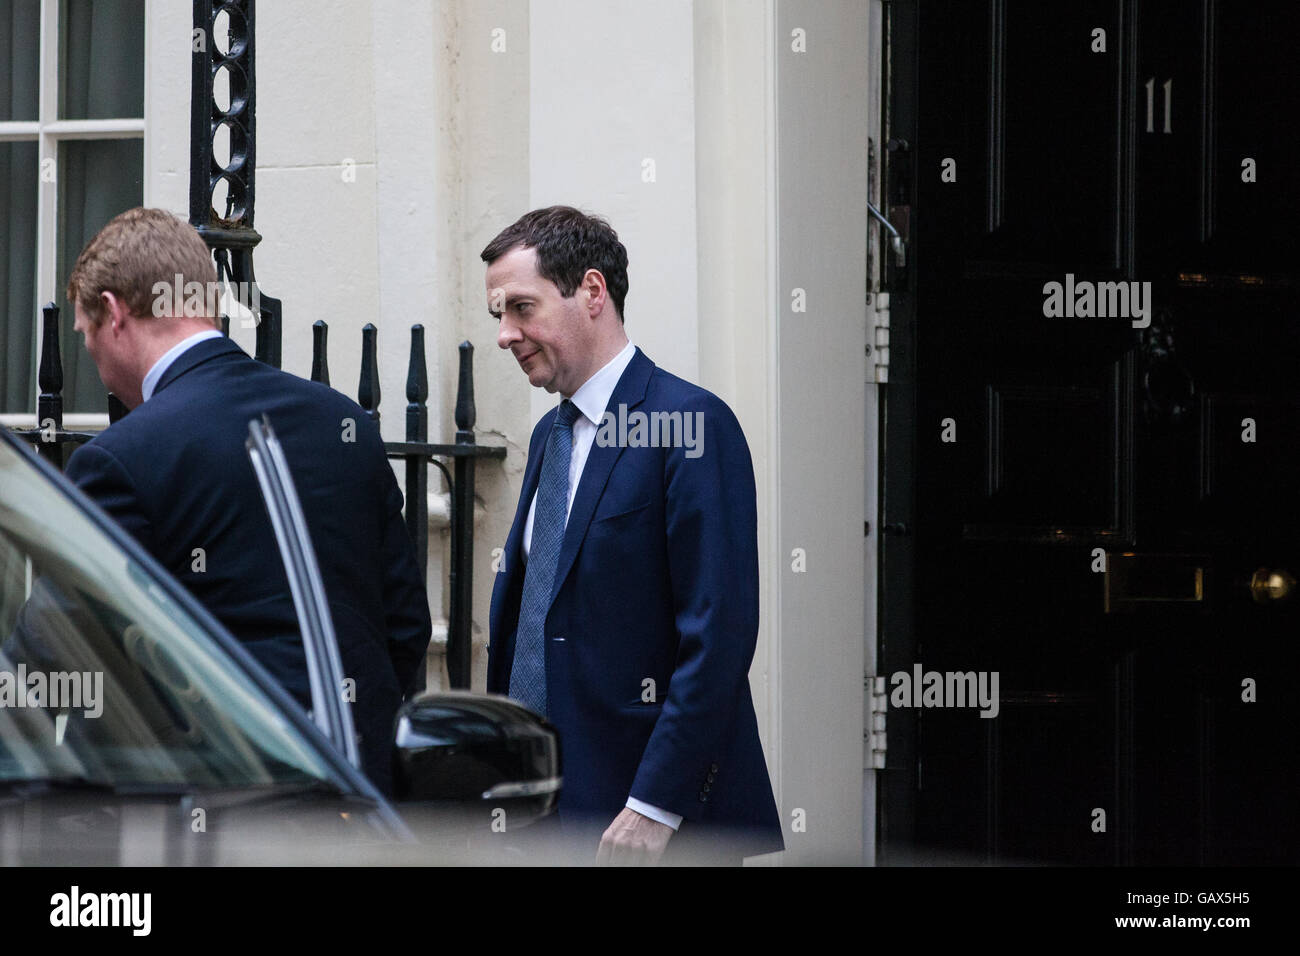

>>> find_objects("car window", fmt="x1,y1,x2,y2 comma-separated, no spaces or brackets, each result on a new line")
0,438,336,790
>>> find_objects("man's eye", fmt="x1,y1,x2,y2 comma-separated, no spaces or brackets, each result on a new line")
516,302,531,314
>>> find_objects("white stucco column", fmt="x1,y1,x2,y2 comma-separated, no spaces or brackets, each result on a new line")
770,0,870,864
696,0,872,864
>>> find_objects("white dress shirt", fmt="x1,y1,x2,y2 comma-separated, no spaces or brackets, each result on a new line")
522,340,683,832
141,329,224,402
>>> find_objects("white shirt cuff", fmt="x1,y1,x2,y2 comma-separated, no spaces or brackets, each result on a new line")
626,797,682,830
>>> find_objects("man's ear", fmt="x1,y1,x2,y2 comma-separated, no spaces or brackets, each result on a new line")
100,291,129,335
582,268,608,318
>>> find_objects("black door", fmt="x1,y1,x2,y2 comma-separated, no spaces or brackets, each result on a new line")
879,0,1300,865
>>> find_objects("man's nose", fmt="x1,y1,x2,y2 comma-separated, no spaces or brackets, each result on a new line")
497,314,522,351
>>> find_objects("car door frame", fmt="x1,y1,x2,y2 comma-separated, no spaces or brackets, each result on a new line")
244,415,360,769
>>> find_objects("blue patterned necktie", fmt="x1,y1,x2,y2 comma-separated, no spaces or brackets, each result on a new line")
509,399,582,716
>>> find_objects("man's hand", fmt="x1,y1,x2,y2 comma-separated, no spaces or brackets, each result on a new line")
596,807,675,866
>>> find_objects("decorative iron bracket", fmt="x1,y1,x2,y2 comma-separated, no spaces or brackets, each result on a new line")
190,0,282,367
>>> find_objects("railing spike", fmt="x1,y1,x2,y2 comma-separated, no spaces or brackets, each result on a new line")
36,303,63,466
311,319,330,385
455,340,476,440
404,324,430,694
447,339,480,688
407,324,428,409
37,303,62,412
358,322,380,423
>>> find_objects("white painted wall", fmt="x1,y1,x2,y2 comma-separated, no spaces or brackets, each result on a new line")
143,1,188,213
440,0,532,689
527,0,698,423
140,0,877,865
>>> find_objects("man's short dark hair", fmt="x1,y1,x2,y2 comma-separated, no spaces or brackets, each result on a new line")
480,206,629,322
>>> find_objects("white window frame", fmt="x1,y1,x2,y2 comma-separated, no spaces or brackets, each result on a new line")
0,0,149,429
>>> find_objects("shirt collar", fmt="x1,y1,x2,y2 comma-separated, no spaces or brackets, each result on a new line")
141,329,225,402
566,340,636,426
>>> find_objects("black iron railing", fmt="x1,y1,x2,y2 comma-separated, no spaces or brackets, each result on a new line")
11,299,504,692
316,324,505,691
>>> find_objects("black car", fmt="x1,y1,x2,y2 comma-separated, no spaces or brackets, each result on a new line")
0,422,558,864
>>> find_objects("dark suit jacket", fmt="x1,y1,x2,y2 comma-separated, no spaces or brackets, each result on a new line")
64,336,431,794
488,348,783,858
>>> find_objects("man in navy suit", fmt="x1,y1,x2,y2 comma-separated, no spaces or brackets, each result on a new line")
484,207,782,863
62,207,431,795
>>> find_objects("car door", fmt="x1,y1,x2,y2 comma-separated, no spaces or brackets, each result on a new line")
244,415,360,770
0,427,416,863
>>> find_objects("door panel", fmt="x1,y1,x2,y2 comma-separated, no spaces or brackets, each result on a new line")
964,0,1124,272
882,0,1300,864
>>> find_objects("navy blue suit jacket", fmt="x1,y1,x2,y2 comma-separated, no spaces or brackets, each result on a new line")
65,336,431,794
488,348,783,857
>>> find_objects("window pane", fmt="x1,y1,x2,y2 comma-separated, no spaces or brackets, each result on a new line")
59,0,144,120
0,1,40,121
0,140,37,414
57,138,143,414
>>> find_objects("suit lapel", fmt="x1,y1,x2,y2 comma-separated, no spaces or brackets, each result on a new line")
548,348,654,605
508,413,550,572
490,407,552,643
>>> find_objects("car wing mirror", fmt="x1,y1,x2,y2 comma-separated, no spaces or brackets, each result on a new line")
393,691,560,827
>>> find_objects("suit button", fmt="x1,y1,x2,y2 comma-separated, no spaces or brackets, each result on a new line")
706,773,715,783
710,763,719,773
699,793,708,802
702,783,711,793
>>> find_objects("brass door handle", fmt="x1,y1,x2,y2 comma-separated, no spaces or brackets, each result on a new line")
1249,568,1296,604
